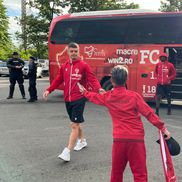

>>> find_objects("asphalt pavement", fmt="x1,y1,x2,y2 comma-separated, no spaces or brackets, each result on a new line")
0,77,181,182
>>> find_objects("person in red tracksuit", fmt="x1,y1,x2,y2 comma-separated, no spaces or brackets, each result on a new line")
43,42,104,161
155,53,176,116
77,65,170,182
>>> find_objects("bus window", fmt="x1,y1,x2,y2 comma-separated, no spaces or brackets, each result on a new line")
50,18,128,44
51,15,182,45
50,21,80,44
126,16,182,44
75,19,128,44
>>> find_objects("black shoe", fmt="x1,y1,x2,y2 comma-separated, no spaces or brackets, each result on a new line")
7,96,13,99
27,99,35,102
22,96,26,99
155,108,159,116
167,110,171,115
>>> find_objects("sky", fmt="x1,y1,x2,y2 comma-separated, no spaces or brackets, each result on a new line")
3,0,162,44
128,0,161,11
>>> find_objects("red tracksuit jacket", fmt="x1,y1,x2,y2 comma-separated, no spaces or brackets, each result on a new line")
47,59,101,102
155,60,176,85
84,86,166,140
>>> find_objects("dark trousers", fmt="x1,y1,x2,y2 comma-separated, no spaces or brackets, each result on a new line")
8,73,25,97
28,76,37,100
156,84,171,114
110,141,148,182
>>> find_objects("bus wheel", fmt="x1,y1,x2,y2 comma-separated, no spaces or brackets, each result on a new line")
102,80,113,91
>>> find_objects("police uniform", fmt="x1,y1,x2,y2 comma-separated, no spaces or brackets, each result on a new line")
27,57,37,102
7,56,25,99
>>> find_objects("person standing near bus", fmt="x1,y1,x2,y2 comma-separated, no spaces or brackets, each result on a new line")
6,52,26,99
77,65,170,182
155,53,176,116
27,56,38,102
43,42,104,161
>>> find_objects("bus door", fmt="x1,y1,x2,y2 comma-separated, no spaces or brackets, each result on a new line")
165,47,182,100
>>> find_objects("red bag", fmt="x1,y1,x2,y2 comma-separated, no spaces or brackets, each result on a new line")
159,130,177,182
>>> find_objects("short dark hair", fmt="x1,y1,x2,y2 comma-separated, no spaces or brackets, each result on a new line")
29,56,36,61
12,52,19,56
111,65,128,86
68,42,79,49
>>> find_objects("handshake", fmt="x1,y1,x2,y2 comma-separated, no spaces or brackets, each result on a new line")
77,82,106,94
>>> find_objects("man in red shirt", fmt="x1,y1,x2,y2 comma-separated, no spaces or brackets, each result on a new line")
78,65,170,182
155,53,176,116
43,42,104,161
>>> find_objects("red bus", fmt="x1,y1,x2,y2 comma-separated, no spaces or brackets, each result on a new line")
48,9,182,101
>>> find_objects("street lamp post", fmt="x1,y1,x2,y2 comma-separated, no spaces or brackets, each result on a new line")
49,1,54,22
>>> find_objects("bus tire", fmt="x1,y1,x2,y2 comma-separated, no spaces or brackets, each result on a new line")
102,80,113,91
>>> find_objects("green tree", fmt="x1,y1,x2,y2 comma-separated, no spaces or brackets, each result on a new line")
0,0,13,60
16,0,68,58
26,16,48,58
16,0,139,59
160,0,182,12
16,15,48,58
29,0,68,23
68,0,139,13
18,48,37,60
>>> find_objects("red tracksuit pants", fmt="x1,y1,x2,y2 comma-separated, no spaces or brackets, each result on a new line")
110,140,148,182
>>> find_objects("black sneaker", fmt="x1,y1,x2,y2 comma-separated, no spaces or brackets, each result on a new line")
7,96,13,99
27,99,35,102
167,110,171,115
155,109,159,116
22,96,26,99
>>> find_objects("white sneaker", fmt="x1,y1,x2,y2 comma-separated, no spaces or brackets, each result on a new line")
58,147,70,161
74,139,87,151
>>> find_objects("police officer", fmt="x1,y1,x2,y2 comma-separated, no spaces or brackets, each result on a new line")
27,56,38,102
7,52,26,99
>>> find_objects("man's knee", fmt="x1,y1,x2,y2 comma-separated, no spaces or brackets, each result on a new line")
10,78,16,85
133,174,148,182
17,78,24,85
70,123,80,130
10,84,15,88
110,174,123,182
